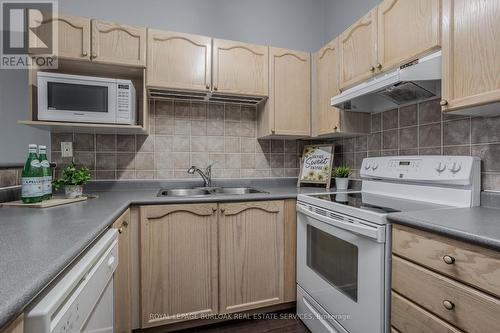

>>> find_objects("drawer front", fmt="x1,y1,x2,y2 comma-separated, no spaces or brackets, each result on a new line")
392,224,500,298
391,292,464,333
392,255,500,333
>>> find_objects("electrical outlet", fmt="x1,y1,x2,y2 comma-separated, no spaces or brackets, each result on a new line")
61,142,73,158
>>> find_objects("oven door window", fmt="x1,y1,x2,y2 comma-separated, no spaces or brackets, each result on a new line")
48,82,108,113
306,224,358,302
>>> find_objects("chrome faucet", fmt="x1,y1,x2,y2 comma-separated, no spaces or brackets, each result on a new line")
187,164,214,187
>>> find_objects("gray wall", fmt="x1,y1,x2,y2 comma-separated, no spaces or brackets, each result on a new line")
0,70,49,164
323,0,381,44
59,0,325,52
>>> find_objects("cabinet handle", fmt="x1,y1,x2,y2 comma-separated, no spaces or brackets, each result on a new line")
442,300,455,310
376,63,382,70
92,52,97,59
443,255,455,264
333,126,338,131
220,208,225,214
82,51,88,57
212,207,217,213
118,227,123,234
440,100,448,106
214,86,218,91
369,66,375,72
206,84,210,90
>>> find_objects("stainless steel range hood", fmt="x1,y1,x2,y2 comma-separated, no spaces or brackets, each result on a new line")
331,51,441,113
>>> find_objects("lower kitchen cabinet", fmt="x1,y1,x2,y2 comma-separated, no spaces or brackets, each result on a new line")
140,203,219,328
112,209,132,333
0,314,23,333
219,201,285,313
391,224,500,333
138,200,296,330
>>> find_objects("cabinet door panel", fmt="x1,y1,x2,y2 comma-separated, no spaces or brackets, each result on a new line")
30,14,90,60
213,39,268,96
442,0,500,111
378,0,441,72
140,204,218,328
112,209,131,333
316,38,341,136
91,19,146,67
219,201,285,313
339,9,378,89
269,47,310,136
147,29,211,91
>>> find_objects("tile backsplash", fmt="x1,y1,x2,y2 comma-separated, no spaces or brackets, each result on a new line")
50,101,300,181
322,98,500,191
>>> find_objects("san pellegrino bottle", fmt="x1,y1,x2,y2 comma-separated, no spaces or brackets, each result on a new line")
38,145,52,200
21,144,44,204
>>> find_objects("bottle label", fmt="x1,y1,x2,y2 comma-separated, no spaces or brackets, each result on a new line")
40,160,50,168
22,177,43,198
30,160,41,168
42,176,52,195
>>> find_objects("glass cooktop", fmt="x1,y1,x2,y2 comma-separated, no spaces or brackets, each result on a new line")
308,192,446,214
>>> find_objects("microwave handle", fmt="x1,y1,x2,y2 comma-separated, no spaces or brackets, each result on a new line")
297,204,385,243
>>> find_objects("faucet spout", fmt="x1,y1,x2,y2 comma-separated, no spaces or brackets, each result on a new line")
187,164,213,187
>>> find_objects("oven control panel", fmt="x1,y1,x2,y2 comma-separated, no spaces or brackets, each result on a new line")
360,155,480,185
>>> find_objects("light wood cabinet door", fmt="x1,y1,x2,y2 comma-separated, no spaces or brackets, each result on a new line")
441,0,500,112
219,201,285,313
269,47,311,136
30,14,90,60
140,204,218,328
316,38,341,136
147,29,212,91
91,19,146,67
1,314,23,333
212,39,268,96
112,209,131,333
377,0,441,72
339,8,378,89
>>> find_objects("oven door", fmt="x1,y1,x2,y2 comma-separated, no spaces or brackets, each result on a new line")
297,203,386,333
38,74,117,124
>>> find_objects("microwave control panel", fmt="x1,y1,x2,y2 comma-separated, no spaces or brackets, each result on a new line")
116,81,136,124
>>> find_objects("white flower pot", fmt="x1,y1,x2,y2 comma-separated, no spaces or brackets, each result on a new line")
335,177,349,191
64,185,83,199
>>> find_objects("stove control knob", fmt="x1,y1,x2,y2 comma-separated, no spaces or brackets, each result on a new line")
372,162,379,170
364,162,372,170
449,161,462,173
436,162,446,173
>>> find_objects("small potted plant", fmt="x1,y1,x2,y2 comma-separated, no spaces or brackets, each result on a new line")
332,166,351,190
53,163,92,198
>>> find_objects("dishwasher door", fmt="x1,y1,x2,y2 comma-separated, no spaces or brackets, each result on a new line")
25,229,118,333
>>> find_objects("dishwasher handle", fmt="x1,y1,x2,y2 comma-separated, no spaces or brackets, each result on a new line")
297,204,385,243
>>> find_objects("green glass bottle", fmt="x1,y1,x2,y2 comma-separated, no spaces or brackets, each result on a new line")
38,145,52,200
21,144,44,204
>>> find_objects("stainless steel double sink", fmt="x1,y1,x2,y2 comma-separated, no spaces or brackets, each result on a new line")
157,186,268,197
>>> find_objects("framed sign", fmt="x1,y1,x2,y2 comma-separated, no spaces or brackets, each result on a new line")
298,144,334,188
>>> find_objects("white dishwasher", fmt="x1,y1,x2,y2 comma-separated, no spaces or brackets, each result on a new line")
25,229,118,333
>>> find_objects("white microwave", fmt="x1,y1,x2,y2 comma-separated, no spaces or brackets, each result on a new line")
37,72,136,125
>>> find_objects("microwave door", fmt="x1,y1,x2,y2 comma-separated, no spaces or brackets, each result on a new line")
38,76,117,124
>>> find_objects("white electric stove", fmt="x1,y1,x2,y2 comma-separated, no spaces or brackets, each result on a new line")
296,155,481,333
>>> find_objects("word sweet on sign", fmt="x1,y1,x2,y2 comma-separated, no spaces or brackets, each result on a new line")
298,144,334,188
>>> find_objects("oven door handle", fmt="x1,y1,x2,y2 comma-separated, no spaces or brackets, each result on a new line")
297,204,385,243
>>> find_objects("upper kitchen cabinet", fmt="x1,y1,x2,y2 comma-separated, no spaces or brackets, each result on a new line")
313,38,370,137
377,0,441,72
140,203,218,328
147,29,212,91
258,47,310,138
339,9,378,90
441,0,500,113
219,201,285,313
212,39,268,96
91,19,146,67
29,14,91,60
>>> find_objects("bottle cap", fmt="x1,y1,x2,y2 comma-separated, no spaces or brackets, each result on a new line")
39,145,46,149
29,144,37,149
